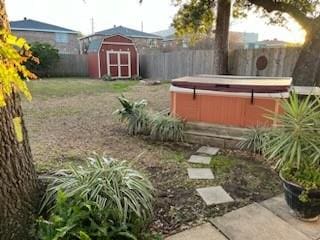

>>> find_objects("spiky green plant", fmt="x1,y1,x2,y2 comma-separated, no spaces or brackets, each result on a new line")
40,155,154,224
238,127,271,154
264,93,320,170
150,114,185,142
114,96,147,119
114,96,151,135
114,96,185,142
127,109,151,135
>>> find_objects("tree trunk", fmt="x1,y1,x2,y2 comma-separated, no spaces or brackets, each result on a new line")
213,0,231,75
292,26,320,86
0,0,39,239
0,93,39,240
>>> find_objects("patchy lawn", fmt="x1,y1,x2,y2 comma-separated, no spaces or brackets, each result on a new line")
27,78,138,99
23,78,282,236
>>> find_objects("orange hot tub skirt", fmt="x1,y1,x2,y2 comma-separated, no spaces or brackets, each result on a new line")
170,87,288,128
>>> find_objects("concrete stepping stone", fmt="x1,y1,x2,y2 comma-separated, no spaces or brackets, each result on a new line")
261,195,320,240
188,168,214,180
211,203,310,240
188,155,211,164
197,146,220,156
165,223,227,240
196,186,234,206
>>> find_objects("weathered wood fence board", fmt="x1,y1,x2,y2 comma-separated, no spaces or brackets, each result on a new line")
229,47,300,77
48,54,88,77
140,48,301,80
44,48,301,79
140,50,216,80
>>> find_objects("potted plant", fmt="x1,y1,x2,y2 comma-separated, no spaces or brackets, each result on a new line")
264,93,320,221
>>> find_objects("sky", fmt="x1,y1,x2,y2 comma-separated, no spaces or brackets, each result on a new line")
6,0,306,43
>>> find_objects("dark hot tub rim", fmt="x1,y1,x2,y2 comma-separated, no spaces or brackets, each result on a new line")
171,81,290,94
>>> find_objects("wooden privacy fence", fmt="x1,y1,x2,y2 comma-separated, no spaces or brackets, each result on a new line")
48,54,88,77
229,47,301,77
140,50,216,80
139,47,301,80
44,48,301,79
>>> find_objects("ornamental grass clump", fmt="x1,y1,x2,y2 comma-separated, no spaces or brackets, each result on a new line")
150,113,185,142
114,96,151,135
114,96,185,142
40,155,154,225
238,127,271,154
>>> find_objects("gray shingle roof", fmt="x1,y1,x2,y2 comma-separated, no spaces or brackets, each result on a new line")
87,39,103,53
10,18,78,34
153,27,175,38
95,26,162,39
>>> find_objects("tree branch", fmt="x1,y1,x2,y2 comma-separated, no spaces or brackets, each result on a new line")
247,0,312,31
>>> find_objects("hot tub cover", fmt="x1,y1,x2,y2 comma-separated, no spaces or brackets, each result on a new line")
172,75,292,93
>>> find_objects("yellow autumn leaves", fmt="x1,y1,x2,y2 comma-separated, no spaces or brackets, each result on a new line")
0,30,37,107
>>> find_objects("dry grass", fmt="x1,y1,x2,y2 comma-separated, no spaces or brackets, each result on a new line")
23,78,176,171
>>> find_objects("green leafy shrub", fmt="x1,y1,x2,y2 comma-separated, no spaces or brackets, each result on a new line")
114,96,151,135
262,93,320,190
281,165,320,190
38,155,154,239
38,191,140,240
26,42,59,77
264,94,320,170
150,114,185,142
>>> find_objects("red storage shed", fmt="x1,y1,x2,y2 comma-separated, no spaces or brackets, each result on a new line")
87,35,139,79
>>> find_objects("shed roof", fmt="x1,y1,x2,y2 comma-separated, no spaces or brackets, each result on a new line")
87,35,135,53
10,18,78,34
95,26,162,39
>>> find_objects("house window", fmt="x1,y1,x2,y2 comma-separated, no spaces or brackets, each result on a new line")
148,39,157,48
55,33,69,43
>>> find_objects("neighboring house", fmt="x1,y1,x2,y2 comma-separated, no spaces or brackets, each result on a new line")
229,31,259,49
10,18,80,54
80,25,162,54
153,27,187,51
154,27,259,51
254,39,289,48
154,27,212,51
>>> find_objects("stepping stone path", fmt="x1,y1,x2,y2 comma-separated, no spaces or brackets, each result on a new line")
170,144,320,240
211,202,311,240
196,186,234,205
188,155,212,164
197,146,220,156
261,195,320,240
187,146,233,206
165,223,227,240
188,168,214,180
166,195,320,240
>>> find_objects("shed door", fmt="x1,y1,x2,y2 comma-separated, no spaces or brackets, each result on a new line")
107,51,131,78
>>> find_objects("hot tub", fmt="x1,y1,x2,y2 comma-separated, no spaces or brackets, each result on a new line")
170,75,292,128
